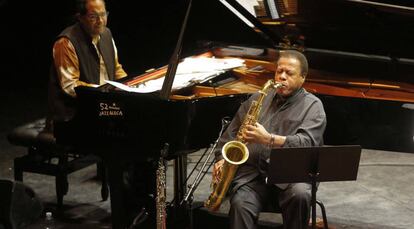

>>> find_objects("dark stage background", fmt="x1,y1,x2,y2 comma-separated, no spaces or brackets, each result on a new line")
1,0,184,94
0,0,269,93
1,0,413,153
0,0,271,136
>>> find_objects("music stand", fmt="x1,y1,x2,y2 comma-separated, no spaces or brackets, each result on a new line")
268,145,362,229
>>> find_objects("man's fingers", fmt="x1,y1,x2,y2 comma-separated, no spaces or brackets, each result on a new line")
213,166,222,184
215,171,222,183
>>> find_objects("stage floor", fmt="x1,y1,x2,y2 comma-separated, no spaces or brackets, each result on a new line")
1,146,414,229
1,88,413,229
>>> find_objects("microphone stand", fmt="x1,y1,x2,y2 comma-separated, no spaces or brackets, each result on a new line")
180,117,231,229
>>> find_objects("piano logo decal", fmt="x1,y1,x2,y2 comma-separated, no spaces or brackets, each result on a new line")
99,102,124,117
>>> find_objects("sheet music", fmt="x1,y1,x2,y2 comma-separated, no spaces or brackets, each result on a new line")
106,57,245,93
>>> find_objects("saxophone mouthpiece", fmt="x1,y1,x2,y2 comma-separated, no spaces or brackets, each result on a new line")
274,82,283,89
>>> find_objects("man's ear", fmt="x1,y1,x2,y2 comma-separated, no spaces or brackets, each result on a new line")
300,75,306,83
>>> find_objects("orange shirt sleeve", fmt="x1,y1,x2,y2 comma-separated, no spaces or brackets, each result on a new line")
53,37,98,97
112,39,127,79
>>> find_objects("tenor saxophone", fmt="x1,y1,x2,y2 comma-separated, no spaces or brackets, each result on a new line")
204,80,282,211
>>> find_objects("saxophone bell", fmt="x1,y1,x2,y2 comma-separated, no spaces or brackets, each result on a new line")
203,140,249,211
222,140,249,165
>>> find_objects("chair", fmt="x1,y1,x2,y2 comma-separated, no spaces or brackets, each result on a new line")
7,118,108,208
314,200,329,228
259,197,329,229
193,198,329,229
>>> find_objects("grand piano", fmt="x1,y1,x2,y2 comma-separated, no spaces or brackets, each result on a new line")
55,0,414,228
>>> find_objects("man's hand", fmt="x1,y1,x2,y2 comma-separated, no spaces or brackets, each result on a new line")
212,159,225,186
243,122,271,145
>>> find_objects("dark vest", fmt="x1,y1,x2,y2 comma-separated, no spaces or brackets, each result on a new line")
47,23,116,129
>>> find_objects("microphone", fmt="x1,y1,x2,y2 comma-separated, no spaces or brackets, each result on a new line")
221,116,231,129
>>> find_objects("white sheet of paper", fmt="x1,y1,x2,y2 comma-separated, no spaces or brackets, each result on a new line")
106,57,245,93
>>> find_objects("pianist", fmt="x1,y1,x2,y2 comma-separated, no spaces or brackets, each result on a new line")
213,50,327,229
46,0,127,130
45,1,161,226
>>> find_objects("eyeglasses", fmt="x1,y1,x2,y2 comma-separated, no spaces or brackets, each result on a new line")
86,11,109,22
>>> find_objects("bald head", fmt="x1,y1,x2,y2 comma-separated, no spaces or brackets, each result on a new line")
278,50,308,78
76,0,106,16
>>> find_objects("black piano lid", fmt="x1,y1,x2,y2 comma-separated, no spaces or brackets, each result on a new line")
346,0,414,13
159,0,283,100
156,0,414,100
260,0,414,85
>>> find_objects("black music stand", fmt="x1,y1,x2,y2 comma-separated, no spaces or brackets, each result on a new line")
268,145,362,229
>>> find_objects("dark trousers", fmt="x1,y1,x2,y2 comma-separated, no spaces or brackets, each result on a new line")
229,181,311,229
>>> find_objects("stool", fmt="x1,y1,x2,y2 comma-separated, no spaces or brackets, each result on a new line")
7,118,109,208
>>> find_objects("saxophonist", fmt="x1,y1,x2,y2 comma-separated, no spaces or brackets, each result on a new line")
212,50,327,229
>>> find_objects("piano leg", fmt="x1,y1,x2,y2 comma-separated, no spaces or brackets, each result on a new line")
169,155,189,228
104,153,188,228
105,158,134,229
106,158,129,229
105,155,156,229
173,155,187,207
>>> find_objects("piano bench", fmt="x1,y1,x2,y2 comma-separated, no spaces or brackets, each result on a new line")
7,118,109,208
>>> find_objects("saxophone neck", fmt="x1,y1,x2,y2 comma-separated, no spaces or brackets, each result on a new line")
259,79,282,96
259,80,273,94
